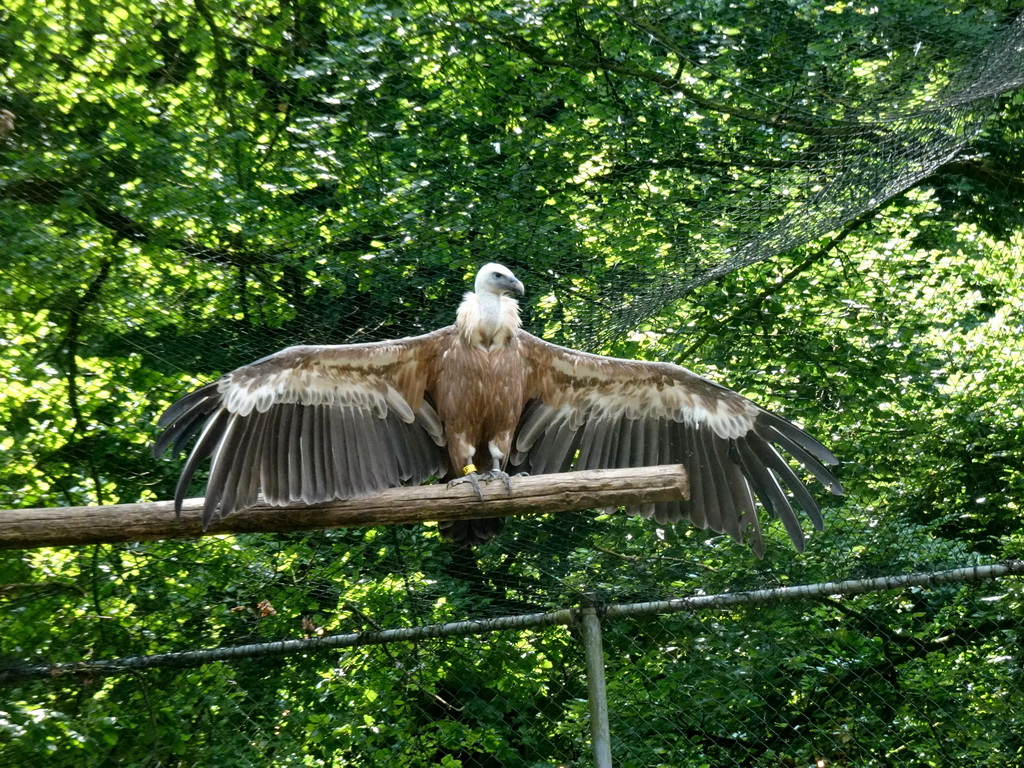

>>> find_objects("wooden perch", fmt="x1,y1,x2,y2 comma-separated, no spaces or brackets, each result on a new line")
0,465,688,550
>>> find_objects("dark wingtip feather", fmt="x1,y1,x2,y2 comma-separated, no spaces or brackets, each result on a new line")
732,438,807,552
745,510,766,559
156,382,220,427
172,408,230,523
755,410,840,467
750,439,826,531
153,382,222,459
753,413,844,498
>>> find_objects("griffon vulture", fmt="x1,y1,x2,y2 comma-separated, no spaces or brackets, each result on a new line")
154,263,842,554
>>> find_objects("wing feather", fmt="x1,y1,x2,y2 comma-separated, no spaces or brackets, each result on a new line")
680,423,708,531
652,421,678,524
756,410,840,467
299,404,317,503
753,416,843,495
574,418,602,471
154,330,451,528
617,418,636,470
345,408,373,496
597,416,622,471
516,332,842,555
286,403,303,502
202,413,246,524
152,383,220,459
547,417,582,474
643,419,660,466
403,415,442,482
662,420,690,525
732,439,806,551
219,410,263,520
637,419,660,518
403,415,436,480
172,408,230,517
262,404,289,505
693,427,726,536
388,413,416,482
365,410,398,489
742,435,826,532
514,400,550,460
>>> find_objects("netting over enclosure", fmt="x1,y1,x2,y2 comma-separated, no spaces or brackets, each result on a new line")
2,1,1024,765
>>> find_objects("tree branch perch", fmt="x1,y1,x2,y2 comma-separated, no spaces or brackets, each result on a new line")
0,465,688,550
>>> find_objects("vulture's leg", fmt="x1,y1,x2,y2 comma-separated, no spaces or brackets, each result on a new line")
447,439,518,497
441,445,509,545
445,437,487,499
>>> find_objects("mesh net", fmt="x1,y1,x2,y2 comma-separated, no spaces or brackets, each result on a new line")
2,0,1024,765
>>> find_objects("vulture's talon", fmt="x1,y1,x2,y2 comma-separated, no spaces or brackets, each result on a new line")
448,469,516,498
447,472,485,500
480,469,514,494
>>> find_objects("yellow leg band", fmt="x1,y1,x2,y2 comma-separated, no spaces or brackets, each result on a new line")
462,464,477,475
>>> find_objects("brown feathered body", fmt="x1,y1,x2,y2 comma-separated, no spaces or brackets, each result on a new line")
155,263,842,555
437,290,529,475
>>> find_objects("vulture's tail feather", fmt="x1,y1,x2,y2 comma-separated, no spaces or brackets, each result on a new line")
439,517,506,546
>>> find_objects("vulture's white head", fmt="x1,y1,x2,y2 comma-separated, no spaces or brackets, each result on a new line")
475,263,525,298
458,263,524,346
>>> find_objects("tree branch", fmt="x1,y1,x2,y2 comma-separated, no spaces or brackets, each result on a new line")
58,257,114,504
466,17,863,138
192,0,232,115
1,178,387,267
936,159,1024,195
0,465,688,549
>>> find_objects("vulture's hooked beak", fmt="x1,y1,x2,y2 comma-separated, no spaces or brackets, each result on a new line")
508,278,525,296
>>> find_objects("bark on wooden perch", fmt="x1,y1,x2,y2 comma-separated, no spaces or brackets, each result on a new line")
0,465,688,550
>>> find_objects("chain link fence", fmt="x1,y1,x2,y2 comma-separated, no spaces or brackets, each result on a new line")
3,0,1024,765
3,547,1023,766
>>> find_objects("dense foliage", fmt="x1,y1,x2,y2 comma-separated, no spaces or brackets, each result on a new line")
2,0,1023,765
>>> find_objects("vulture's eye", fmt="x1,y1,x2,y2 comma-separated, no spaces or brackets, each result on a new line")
493,271,502,278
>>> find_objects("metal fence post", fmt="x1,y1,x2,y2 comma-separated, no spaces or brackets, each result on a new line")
580,592,613,768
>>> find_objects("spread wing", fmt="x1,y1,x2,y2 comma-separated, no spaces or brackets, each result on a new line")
153,330,452,529
513,333,843,556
